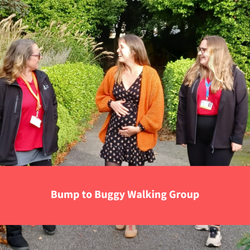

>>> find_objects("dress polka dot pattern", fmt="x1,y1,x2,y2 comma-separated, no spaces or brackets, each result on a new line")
100,73,155,166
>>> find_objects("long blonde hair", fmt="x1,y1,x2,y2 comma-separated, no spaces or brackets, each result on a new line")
0,39,36,84
184,35,234,92
115,34,150,84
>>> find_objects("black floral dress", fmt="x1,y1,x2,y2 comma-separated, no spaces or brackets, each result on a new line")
100,73,155,166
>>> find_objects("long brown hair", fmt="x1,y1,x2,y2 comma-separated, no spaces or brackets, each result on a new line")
0,39,36,84
115,34,150,84
184,35,234,92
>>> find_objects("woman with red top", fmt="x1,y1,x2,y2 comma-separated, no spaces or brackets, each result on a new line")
176,35,248,247
96,34,164,238
0,39,59,250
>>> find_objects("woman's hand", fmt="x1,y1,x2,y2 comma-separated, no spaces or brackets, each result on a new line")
118,126,140,137
110,100,129,117
181,144,186,147
231,142,242,152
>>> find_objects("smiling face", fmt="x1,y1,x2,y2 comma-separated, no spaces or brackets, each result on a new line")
117,39,134,64
198,39,210,67
26,43,42,71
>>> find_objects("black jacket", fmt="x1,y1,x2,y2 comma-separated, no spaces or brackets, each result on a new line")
0,70,59,165
176,66,248,150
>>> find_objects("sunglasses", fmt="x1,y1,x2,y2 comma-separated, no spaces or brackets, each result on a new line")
31,53,42,59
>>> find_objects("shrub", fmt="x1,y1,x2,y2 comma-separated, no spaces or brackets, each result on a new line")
56,103,79,152
237,233,250,250
39,48,72,68
162,57,195,132
0,15,113,68
42,62,104,124
32,21,114,66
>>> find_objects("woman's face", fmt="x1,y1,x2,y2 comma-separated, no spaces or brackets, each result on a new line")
198,40,210,67
117,39,134,64
26,43,42,71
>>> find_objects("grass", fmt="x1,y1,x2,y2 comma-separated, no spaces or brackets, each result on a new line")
0,14,29,62
31,20,114,66
0,15,114,67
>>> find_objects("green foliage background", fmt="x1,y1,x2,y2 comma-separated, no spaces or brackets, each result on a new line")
0,0,28,18
162,57,195,132
143,0,250,89
57,103,79,151
22,0,127,36
42,63,103,124
42,62,104,162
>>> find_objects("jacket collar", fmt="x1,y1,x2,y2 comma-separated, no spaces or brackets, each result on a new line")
11,69,46,86
34,69,47,84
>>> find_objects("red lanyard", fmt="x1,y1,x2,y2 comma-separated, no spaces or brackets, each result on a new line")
21,72,41,111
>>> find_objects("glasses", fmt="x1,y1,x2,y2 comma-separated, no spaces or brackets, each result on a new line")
31,53,42,59
197,47,207,54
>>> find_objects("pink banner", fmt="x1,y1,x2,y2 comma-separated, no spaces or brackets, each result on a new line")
1,166,249,225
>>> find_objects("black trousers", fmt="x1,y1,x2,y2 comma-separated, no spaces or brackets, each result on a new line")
187,115,234,166
6,225,22,237
25,159,52,166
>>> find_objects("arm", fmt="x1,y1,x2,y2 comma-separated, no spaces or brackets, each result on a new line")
95,68,116,113
46,75,58,123
138,70,164,133
0,79,7,134
96,67,129,116
176,83,188,145
230,68,248,147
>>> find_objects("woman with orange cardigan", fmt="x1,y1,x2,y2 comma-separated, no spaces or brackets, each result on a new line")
96,34,164,237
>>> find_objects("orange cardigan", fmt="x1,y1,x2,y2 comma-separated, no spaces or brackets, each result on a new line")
95,65,164,151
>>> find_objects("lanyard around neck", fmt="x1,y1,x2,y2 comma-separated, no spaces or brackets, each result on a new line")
205,78,212,100
21,72,41,111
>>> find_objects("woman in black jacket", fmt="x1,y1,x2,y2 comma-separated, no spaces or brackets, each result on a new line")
176,35,248,247
0,39,59,249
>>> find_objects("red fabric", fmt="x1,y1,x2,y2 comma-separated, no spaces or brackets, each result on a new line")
15,77,44,151
197,78,222,115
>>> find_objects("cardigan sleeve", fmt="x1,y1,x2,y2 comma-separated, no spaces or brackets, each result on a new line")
139,70,164,133
96,67,116,113
230,68,248,144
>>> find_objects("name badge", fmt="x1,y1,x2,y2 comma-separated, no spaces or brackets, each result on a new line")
200,100,213,110
30,115,42,128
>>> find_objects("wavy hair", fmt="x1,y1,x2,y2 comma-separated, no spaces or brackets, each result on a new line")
184,35,234,92
0,39,36,84
115,34,150,84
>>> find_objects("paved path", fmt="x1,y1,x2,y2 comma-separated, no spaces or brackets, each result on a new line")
1,114,249,250
59,113,189,166
1,225,250,250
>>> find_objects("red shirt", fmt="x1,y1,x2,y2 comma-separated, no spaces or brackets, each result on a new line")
197,78,222,115
15,77,44,151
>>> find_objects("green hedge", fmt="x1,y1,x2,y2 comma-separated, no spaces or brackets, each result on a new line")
41,62,104,164
57,103,79,151
162,57,195,132
42,62,104,124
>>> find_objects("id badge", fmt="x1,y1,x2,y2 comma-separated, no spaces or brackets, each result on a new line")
200,100,213,110
30,115,42,128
